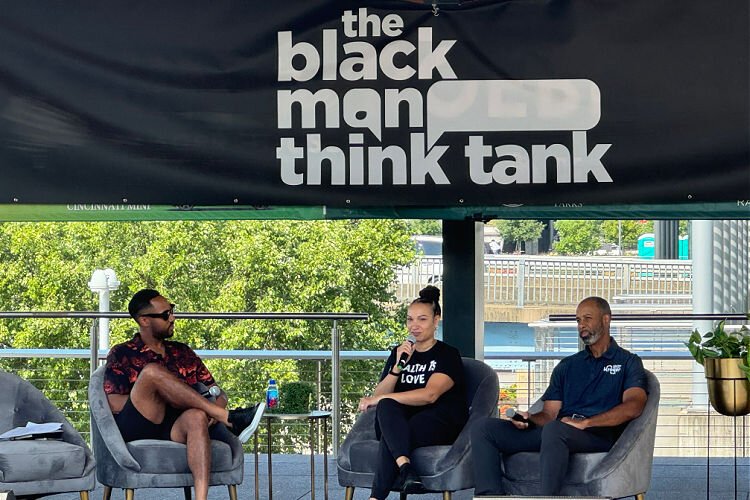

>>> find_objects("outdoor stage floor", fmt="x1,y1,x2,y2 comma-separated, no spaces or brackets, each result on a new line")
43,455,749,500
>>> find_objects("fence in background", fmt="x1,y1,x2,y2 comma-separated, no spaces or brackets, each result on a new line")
1,347,746,459
394,256,693,306
0,311,368,455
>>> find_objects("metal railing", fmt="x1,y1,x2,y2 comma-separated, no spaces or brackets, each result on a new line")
394,256,693,306
0,310,368,454
1,348,747,460
2,311,748,461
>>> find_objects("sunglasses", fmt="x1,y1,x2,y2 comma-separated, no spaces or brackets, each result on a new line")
140,304,175,321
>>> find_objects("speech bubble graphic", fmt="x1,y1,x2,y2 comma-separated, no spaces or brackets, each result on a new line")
426,79,601,147
343,88,383,141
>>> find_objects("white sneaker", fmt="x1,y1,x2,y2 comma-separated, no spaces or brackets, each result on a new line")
228,402,266,443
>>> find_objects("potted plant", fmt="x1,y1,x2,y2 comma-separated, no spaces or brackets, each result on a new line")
685,320,750,416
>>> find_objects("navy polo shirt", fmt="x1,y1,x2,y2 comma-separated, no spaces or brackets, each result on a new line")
541,338,647,419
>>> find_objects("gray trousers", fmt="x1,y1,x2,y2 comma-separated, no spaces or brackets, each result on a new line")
470,416,619,495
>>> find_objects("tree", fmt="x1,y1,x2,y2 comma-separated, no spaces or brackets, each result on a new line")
404,219,442,236
491,220,544,252
0,220,417,439
553,220,601,255
601,220,653,250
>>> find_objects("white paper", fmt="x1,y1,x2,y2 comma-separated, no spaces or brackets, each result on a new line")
0,421,63,440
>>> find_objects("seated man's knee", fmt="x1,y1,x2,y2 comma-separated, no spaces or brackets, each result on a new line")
471,416,494,441
138,363,169,381
541,419,571,441
180,408,210,429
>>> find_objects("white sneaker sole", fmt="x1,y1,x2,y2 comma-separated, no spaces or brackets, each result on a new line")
238,401,266,443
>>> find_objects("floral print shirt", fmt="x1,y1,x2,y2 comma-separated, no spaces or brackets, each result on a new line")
103,332,215,395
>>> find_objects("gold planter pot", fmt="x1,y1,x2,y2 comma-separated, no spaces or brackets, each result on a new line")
704,358,750,416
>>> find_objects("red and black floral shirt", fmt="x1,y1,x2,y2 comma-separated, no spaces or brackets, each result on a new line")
103,332,215,395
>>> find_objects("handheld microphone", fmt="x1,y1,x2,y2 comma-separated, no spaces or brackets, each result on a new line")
195,383,222,401
396,335,417,369
505,407,529,423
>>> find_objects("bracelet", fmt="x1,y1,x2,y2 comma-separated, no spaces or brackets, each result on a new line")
389,369,401,377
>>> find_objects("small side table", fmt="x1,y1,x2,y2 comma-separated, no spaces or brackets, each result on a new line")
254,410,332,500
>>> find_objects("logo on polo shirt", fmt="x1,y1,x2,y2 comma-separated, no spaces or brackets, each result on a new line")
603,364,622,375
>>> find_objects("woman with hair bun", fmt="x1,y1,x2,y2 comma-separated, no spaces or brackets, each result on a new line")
357,285,468,499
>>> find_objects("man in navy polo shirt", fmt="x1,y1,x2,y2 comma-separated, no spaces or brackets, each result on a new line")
471,296,648,496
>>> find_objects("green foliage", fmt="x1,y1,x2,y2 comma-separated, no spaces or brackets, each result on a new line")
404,219,442,236
498,384,517,403
0,220,418,444
600,220,652,250
685,320,750,382
491,220,544,250
553,220,601,255
278,381,315,414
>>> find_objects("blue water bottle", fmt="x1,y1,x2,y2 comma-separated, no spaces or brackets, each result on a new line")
266,378,279,410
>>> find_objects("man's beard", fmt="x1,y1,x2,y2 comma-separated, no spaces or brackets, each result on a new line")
581,329,602,346
154,324,174,340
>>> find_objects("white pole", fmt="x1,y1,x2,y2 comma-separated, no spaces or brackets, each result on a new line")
89,268,119,354
691,220,713,408
99,289,110,352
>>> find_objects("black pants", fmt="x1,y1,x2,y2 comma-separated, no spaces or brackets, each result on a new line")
471,417,620,495
370,398,461,500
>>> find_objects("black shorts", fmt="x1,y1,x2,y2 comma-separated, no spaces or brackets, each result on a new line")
114,397,183,442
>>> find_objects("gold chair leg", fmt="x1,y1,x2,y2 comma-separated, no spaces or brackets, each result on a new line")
125,489,135,500
102,486,112,500
443,492,452,500
227,484,238,500
80,491,90,500
344,486,355,500
183,486,191,500
635,494,645,500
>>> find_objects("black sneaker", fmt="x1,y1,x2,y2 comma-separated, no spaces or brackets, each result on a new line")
228,402,266,443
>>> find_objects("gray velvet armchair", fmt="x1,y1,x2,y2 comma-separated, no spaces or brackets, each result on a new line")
0,370,96,499
500,369,661,499
88,365,243,500
337,357,499,500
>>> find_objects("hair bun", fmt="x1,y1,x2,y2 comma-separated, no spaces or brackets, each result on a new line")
419,285,440,303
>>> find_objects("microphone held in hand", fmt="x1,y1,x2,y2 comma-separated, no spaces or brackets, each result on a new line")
505,407,529,423
195,383,222,401
396,335,417,369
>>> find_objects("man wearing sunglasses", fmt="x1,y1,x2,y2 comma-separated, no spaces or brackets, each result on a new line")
103,288,265,500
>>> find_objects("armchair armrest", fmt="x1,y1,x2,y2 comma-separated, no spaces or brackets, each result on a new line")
583,370,660,481
436,370,499,472
88,367,141,472
12,375,97,477
337,408,376,470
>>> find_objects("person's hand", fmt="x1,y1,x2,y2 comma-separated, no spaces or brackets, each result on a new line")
358,395,379,412
395,340,415,367
560,416,588,430
510,410,531,430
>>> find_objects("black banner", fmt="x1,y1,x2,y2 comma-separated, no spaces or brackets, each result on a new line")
0,0,748,210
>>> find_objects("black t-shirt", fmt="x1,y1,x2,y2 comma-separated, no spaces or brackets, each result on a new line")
380,340,468,425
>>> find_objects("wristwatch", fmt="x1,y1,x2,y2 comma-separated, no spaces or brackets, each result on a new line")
389,369,401,377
